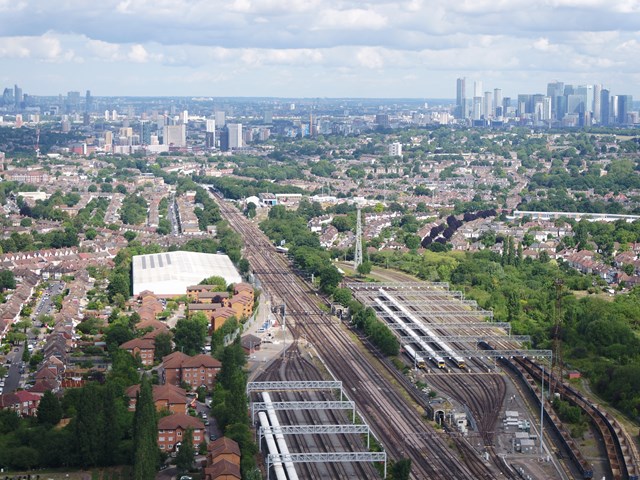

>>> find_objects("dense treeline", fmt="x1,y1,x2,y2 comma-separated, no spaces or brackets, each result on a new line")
120,194,148,225
0,126,81,156
211,339,259,478
0,350,141,471
260,204,342,294
351,304,399,356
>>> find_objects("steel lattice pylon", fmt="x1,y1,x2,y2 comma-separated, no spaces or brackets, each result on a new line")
354,206,363,268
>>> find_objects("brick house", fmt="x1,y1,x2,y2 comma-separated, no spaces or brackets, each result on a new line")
125,383,189,414
204,437,242,480
157,413,205,452
188,304,237,332
181,354,223,390
204,460,241,480
0,390,42,416
161,352,222,390
120,337,156,366
228,291,253,319
187,285,228,303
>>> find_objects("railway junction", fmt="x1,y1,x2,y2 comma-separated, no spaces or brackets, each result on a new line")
209,189,640,480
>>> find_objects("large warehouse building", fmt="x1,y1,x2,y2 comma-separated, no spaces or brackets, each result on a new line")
132,251,242,297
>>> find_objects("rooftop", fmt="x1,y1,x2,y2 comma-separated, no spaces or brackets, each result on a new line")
132,251,242,296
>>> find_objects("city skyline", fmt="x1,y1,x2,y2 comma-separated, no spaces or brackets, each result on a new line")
1,1,640,98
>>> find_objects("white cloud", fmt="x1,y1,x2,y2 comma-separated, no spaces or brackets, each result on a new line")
0,1,639,96
356,47,385,69
0,33,71,61
314,8,388,30
128,44,149,63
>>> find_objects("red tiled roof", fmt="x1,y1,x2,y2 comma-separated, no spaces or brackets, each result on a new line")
120,338,155,350
162,351,190,369
205,459,241,479
182,354,221,369
207,436,241,457
157,413,204,430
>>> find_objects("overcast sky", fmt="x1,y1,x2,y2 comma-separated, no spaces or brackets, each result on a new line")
2,0,640,99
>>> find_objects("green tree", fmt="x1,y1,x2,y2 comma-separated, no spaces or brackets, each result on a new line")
154,332,173,361
391,458,412,480
73,383,103,468
124,231,137,242
238,258,250,275
133,376,159,480
332,287,352,306
37,390,63,427
175,427,194,473
357,261,372,276
319,264,342,294
0,270,16,291
174,314,208,355
198,275,227,290
108,273,130,301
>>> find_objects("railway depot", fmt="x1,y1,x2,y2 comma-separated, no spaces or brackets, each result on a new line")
211,189,640,480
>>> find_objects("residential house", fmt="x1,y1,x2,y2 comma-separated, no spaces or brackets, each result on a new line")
157,413,205,452
204,460,241,480
120,337,156,366
126,383,189,414
204,437,241,480
161,352,222,390
0,390,42,416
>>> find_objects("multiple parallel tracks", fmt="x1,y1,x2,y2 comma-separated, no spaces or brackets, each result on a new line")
213,193,499,479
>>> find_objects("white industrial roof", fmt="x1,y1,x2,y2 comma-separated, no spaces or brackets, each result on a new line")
132,251,242,296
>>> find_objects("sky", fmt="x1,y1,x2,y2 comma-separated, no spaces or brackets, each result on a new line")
1,0,640,99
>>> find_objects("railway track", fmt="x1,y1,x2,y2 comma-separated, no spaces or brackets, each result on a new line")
211,191,500,479
515,356,640,480
259,343,378,479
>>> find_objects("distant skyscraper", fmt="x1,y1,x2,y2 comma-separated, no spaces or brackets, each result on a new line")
472,96,482,121
473,81,483,98
455,77,466,119
493,89,502,117
593,84,602,123
617,95,632,124
483,92,493,119
163,124,186,147
375,114,390,128
3,88,13,106
542,97,552,121
264,110,273,124
66,91,80,113
182,110,188,124
205,118,216,148
85,90,92,113
227,123,242,149
600,89,610,125
567,94,585,115
14,84,22,108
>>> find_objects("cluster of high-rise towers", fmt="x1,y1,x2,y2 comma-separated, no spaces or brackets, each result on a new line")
455,78,634,127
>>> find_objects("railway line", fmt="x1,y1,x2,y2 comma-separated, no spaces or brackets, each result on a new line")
211,191,499,480
258,343,378,479
356,278,638,480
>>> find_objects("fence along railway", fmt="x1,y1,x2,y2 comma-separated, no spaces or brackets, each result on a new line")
210,189,639,480
210,190,498,479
